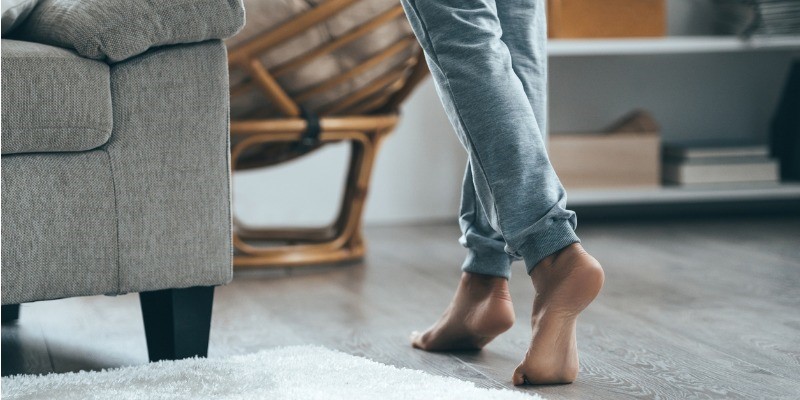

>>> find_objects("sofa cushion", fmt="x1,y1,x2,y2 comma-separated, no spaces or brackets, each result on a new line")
1,0,38,35
226,0,415,118
1,39,113,155
16,0,245,63
1,150,119,304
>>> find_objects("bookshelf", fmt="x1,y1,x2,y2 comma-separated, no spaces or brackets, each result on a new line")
548,35,800,57
546,35,800,210
568,183,800,207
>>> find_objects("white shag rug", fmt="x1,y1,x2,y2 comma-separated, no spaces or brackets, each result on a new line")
2,346,542,400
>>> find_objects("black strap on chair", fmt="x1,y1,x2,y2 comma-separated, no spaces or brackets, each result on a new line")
294,106,322,152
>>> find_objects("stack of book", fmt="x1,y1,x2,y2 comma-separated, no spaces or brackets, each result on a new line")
662,141,780,185
713,0,800,36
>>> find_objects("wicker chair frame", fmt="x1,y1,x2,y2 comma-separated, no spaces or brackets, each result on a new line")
228,0,428,268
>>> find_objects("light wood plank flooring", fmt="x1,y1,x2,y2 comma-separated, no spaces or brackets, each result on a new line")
3,216,800,399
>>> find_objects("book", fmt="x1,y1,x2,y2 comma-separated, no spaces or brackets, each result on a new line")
663,155,775,165
662,140,770,160
663,159,779,184
713,0,800,36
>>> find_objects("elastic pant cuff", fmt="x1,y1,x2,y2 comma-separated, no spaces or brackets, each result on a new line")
519,218,581,275
461,249,513,279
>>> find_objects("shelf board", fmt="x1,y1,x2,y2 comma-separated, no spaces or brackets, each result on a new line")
548,35,800,57
567,182,800,207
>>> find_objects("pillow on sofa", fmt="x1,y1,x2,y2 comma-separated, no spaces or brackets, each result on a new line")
15,0,245,62
1,0,37,35
227,0,417,118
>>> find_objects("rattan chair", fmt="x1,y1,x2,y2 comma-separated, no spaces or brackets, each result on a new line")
227,0,427,268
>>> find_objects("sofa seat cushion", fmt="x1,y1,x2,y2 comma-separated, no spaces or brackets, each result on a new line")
1,39,112,155
1,150,119,304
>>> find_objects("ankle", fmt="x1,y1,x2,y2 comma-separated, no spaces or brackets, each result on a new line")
534,243,585,267
461,271,507,287
461,272,510,298
530,244,602,291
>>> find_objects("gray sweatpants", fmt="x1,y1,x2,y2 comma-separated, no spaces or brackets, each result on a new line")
401,0,580,279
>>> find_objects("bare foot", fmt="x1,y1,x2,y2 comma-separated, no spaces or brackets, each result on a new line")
411,272,515,351
512,243,604,385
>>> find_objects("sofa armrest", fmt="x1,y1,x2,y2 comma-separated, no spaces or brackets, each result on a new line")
107,41,233,292
17,0,244,62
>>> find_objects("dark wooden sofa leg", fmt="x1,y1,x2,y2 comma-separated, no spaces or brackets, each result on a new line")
139,286,214,362
2,304,20,324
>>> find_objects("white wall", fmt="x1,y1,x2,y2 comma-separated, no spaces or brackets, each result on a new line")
549,52,792,143
232,79,465,228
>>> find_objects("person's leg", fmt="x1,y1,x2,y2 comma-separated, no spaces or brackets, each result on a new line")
402,0,604,384
492,0,605,385
459,162,515,279
411,161,516,351
401,0,577,269
496,0,548,136
457,0,548,281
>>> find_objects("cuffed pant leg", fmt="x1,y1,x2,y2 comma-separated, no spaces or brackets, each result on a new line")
459,161,514,279
497,0,580,273
497,0,549,136
401,0,579,275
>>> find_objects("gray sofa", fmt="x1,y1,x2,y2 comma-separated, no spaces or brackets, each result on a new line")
1,0,244,361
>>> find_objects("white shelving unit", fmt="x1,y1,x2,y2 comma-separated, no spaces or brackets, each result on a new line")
546,35,800,210
548,35,800,57
568,183,800,207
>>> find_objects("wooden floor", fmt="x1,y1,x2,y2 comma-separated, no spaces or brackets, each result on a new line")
3,216,800,399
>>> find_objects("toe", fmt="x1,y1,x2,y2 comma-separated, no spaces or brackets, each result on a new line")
512,365,527,386
410,331,425,350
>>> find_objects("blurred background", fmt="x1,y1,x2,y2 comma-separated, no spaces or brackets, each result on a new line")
4,1,798,397
233,0,800,230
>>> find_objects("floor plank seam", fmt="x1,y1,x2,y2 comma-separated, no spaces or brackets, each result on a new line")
449,354,508,389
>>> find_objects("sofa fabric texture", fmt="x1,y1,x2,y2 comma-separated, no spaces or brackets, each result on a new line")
1,40,234,305
1,151,119,303
107,41,233,294
17,0,245,62
1,39,113,155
